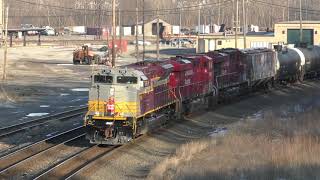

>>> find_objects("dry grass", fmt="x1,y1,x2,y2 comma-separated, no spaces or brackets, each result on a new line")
148,109,320,180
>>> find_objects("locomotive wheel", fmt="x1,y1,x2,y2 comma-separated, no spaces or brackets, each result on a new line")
266,81,273,91
73,60,80,65
73,58,80,64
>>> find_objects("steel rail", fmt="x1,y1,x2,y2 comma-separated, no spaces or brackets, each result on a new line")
0,106,87,138
0,127,86,174
33,145,117,180
34,135,145,180
0,133,87,178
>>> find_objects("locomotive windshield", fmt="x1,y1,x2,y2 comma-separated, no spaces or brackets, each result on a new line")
94,75,113,84
117,76,138,84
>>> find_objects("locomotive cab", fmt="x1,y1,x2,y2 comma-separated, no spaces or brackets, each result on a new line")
85,68,146,145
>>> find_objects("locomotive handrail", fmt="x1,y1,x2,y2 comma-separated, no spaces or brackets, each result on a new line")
125,104,136,117
86,103,97,116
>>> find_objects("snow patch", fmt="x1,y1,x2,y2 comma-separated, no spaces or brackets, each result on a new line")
60,93,70,96
26,113,49,117
40,105,50,108
46,131,59,137
71,88,89,92
209,127,228,137
71,99,82,102
57,64,74,66
18,117,29,121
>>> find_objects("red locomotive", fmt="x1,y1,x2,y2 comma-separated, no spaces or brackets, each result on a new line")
84,48,278,145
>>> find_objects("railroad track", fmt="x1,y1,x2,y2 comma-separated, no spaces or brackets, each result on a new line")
0,133,144,179
34,145,118,180
0,106,87,138
0,126,87,179
34,135,144,180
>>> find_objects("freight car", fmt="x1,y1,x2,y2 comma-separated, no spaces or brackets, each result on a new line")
206,48,278,101
277,45,320,82
84,48,280,145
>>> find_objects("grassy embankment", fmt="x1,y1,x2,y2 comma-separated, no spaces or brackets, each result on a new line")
149,109,320,180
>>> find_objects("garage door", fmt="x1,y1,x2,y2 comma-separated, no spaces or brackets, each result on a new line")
287,29,314,47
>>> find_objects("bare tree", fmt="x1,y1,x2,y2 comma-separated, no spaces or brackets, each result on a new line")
5,0,320,29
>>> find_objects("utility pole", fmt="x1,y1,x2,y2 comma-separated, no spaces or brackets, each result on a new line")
111,0,116,67
118,9,122,54
3,6,8,80
156,7,160,61
287,0,290,21
218,0,221,25
84,3,87,27
178,1,182,49
242,0,246,49
305,0,308,20
135,0,139,62
235,0,238,48
299,0,303,45
198,0,201,34
142,0,145,61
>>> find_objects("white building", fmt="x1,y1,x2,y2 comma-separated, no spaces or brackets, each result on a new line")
249,24,259,32
196,24,222,34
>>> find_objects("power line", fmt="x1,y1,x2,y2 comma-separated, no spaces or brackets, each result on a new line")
12,0,233,14
8,1,234,18
253,0,320,13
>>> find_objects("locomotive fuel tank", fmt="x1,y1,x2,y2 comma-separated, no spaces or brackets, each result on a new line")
277,48,305,82
297,46,320,77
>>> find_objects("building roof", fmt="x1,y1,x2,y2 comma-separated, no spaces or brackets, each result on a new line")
246,31,274,36
124,18,171,26
144,18,171,25
276,21,320,24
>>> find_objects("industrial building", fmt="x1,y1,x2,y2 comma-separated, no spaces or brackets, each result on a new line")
275,21,320,47
127,18,172,37
197,21,320,53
